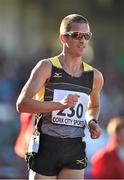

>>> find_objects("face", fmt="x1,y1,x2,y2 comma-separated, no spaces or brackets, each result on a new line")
117,127,124,147
62,23,91,57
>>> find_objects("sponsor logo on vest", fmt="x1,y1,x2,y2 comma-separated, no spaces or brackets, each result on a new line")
53,72,62,78
52,116,85,127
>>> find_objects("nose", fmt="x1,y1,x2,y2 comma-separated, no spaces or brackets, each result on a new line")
79,36,85,43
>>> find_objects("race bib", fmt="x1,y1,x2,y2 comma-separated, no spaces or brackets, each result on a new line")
28,134,40,153
52,89,89,127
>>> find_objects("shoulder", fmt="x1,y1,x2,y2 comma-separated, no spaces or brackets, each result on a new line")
33,58,52,71
93,68,104,91
31,58,52,74
29,58,53,81
93,68,104,82
91,147,109,163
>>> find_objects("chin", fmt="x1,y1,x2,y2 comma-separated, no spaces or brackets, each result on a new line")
76,52,84,57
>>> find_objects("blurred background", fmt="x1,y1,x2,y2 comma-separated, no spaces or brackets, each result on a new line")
0,0,124,179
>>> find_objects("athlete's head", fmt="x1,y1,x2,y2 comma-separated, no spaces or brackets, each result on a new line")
107,116,124,146
60,14,89,34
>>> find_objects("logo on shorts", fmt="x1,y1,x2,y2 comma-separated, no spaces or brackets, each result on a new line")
76,158,85,165
53,72,62,78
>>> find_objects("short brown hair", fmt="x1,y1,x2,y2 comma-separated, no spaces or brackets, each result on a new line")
60,14,88,34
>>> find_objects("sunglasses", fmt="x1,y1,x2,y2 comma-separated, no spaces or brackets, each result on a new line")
63,31,92,41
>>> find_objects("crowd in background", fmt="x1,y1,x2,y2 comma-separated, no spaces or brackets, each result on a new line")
0,0,124,179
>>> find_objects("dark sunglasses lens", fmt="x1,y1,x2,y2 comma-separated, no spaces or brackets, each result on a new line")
84,33,91,40
66,32,92,40
72,32,92,40
71,32,79,39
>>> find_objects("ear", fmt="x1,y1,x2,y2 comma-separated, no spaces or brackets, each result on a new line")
59,34,67,44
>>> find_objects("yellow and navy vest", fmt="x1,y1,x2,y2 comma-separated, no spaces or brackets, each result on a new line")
36,56,94,138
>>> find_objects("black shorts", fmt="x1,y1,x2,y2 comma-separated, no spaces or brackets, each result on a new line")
29,133,87,176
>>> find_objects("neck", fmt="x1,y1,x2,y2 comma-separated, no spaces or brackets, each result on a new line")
58,51,82,66
57,52,83,77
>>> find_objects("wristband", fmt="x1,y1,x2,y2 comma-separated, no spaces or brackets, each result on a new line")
89,119,98,124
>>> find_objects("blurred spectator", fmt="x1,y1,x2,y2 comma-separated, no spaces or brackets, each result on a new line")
91,116,124,179
14,113,33,158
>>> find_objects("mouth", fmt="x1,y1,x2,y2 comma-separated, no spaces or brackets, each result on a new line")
78,42,86,48
78,45,86,50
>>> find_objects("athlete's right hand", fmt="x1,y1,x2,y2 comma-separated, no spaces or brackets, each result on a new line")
60,94,80,108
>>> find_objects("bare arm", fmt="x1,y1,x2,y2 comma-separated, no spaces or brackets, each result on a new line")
86,68,104,139
86,68,104,122
16,59,79,113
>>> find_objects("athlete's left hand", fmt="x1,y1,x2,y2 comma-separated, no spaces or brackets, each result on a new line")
88,120,101,139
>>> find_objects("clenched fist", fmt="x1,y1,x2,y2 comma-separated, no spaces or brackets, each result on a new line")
88,120,102,139
60,94,80,108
